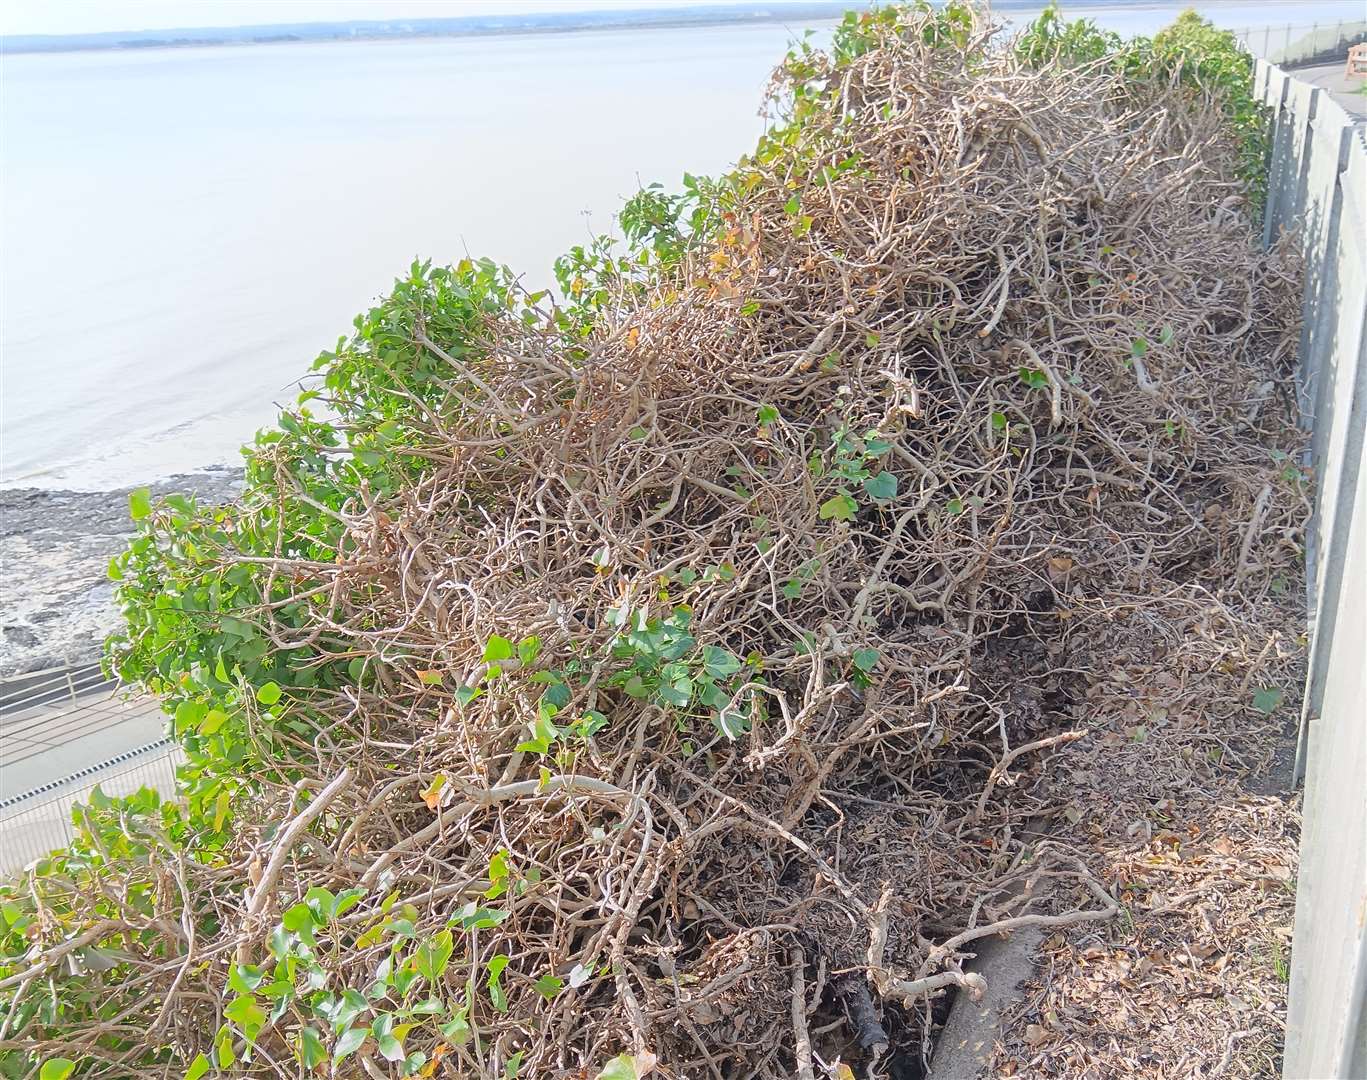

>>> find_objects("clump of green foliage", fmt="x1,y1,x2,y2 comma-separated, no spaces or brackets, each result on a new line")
0,6,1292,1079
103,258,535,840
1151,10,1269,200
1016,5,1268,214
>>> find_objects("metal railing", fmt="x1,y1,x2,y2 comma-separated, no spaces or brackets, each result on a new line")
1229,20,1367,65
0,662,182,876
0,660,112,714
0,663,150,770
0,740,184,876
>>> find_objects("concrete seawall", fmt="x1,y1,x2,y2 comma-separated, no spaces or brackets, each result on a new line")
1257,56,1367,1080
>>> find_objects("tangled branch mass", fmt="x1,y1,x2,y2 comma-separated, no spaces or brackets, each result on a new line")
5,8,1306,1079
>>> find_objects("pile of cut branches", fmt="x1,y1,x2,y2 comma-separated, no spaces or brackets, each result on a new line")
0,7,1305,1079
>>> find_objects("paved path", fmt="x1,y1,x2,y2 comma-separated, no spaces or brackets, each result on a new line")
0,667,178,874
1290,61,1367,120
0,667,167,798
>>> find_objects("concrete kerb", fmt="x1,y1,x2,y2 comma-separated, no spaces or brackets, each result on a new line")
928,928,1045,1080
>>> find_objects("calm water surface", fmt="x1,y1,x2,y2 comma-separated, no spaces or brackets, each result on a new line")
1,2,1356,488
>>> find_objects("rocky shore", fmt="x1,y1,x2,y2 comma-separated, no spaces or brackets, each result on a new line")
0,467,243,679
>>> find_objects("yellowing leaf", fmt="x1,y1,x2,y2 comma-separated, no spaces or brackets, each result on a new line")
625,326,641,349
420,774,447,811
419,1045,448,1077
819,493,858,521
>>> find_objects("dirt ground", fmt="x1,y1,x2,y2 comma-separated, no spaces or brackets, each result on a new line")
986,603,1302,1080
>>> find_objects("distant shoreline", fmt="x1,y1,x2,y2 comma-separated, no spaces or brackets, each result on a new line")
0,0,1199,56
4,3,867,55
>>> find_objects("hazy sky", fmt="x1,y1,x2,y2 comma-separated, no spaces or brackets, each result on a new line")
0,0,798,37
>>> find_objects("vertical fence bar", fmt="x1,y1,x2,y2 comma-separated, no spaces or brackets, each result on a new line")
0,743,184,876
1268,49,1367,1078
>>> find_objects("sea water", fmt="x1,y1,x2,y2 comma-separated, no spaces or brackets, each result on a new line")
2,2,1357,488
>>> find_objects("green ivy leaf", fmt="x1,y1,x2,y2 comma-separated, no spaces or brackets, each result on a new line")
215,1024,235,1069
517,635,542,665
483,635,514,663
227,963,265,994
516,712,560,755
485,849,512,900
1252,687,1284,715
413,929,454,982
819,493,858,521
451,902,510,930
657,682,692,709
716,706,751,740
304,886,336,918
297,1027,327,1070
486,954,511,1012
199,709,229,736
39,1061,76,1080
440,1008,471,1044
128,488,152,521
255,681,282,705
862,471,897,502
224,994,266,1038
852,648,880,673
333,1026,367,1063
596,1054,641,1080
184,1053,212,1080
534,973,564,1000
375,1027,405,1063
702,646,742,679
